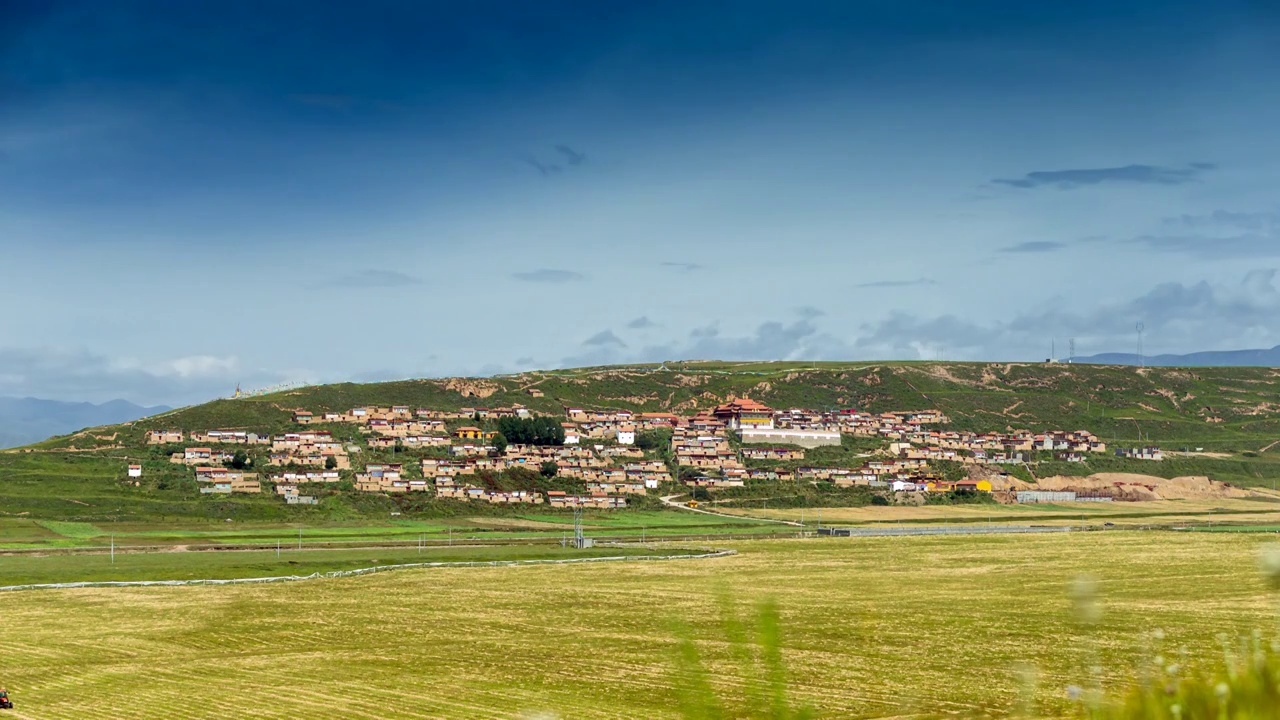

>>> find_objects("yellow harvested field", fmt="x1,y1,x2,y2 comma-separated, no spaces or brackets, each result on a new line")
1,532,1277,718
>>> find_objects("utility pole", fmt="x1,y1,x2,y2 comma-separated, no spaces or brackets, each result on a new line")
111,535,115,564
297,528,302,551
277,541,281,559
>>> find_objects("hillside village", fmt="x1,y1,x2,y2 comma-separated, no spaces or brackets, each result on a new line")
142,396,1164,507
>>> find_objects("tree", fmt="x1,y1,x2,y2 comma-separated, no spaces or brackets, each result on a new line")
490,432,508,456
325,455,338,470
496,415,564,447
229,450,249,470
539,460,559,479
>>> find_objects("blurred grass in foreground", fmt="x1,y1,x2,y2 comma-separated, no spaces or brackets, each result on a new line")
673,548,1280,719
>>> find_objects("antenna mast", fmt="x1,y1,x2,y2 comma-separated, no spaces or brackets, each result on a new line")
1136,322,1145,368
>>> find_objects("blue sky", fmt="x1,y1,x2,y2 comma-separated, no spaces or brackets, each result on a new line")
2,0,1280,405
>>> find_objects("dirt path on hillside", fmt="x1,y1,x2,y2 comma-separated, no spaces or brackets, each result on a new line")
1166,451,1235,459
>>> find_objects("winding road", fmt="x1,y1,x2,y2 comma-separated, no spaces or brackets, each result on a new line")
659,495,804,527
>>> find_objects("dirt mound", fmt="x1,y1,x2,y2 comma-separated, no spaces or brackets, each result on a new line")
439,378,500,398
1000,472,1250,500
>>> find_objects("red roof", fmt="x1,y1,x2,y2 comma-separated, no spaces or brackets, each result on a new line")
712,398,773,415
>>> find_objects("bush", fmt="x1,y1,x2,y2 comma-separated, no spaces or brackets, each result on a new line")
637,428,672,451
502,466,542,491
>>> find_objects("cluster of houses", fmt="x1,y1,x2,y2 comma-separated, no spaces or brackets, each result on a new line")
343,444,664,506
1116,446,1164,461
142,396,1166,506
194,466,262,495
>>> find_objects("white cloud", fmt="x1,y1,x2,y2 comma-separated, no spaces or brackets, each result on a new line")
560,317,856,368
853,271,1280,359
0,347,262,405
154,355,241,379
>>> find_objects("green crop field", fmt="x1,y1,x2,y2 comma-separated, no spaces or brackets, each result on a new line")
0,510,784,552
1,531,1276,718
0,543,701,586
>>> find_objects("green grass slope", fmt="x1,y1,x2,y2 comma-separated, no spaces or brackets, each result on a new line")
6,361,1280,523
33,360,1280,449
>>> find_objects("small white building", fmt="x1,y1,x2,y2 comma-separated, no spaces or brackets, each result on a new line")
616,425,636,446
127,464,143,478
563,425,581,445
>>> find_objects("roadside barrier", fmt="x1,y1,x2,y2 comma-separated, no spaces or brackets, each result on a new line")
0,548,736,593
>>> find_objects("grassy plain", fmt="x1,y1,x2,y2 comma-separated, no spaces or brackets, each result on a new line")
0,531,1276,718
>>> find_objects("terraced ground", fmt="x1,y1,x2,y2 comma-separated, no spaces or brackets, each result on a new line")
1,531,1277,718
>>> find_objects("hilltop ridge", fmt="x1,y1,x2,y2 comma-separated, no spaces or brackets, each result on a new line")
78,360,1280,449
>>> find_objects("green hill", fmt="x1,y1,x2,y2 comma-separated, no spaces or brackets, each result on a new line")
6,360,1280,524
136,360,1280,450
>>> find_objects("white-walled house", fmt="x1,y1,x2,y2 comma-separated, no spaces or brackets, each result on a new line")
563,424,581,444
616,424,636,445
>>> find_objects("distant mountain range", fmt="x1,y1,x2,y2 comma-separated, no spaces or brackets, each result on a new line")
0,397,171,449
1072,345,1280,367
